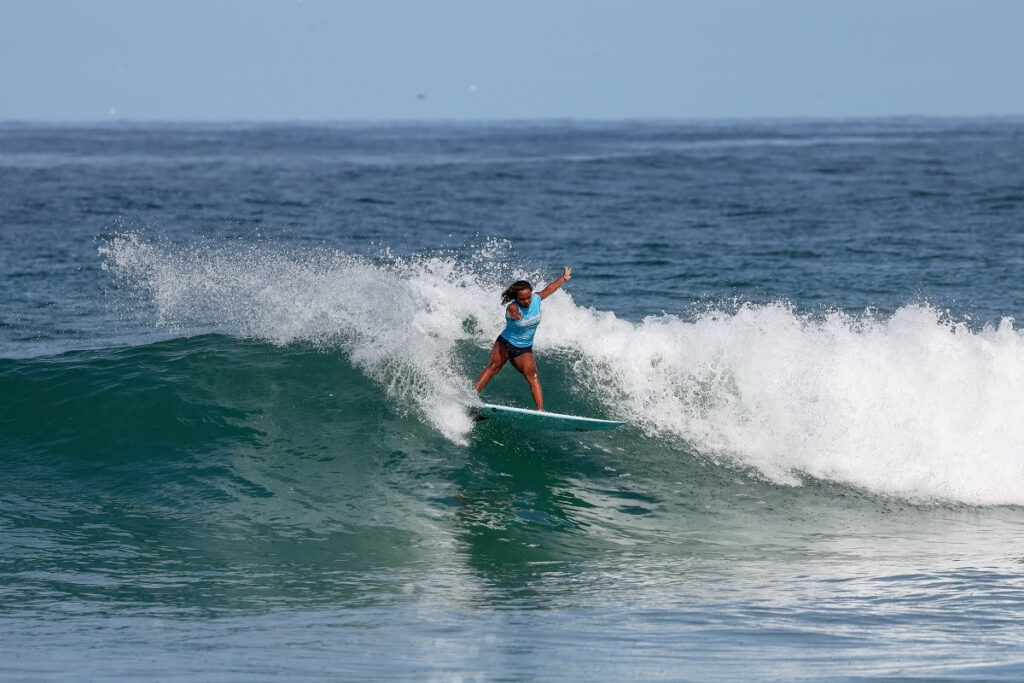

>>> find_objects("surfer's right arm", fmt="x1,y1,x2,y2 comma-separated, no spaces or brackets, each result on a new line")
537,266,572,300
506,303,524,321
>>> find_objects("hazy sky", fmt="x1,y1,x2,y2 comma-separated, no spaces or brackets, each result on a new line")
2,0,1022,121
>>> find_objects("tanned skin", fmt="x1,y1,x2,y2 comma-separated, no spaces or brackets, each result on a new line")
474,266,572,410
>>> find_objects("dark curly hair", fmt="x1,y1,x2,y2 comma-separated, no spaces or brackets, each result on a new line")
500,280,533,305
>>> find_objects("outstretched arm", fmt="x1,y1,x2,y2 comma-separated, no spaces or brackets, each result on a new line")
537,266,572,300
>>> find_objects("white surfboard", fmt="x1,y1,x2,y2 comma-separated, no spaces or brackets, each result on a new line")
470,403,625,432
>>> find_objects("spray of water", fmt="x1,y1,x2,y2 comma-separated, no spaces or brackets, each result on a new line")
100,233,532,443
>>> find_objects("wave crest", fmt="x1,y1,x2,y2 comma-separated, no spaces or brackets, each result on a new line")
101,234,1024,504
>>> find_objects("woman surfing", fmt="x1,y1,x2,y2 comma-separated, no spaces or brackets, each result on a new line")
474,266,572,411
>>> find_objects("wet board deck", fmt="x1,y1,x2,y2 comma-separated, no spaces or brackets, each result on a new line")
471,403,625,432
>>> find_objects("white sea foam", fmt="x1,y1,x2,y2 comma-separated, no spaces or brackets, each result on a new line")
102,235,1024,504
550,299,1024,505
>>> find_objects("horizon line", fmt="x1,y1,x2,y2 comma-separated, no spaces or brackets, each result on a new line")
3,113,1024,127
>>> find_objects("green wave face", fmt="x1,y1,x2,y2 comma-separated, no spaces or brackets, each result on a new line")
0,335,628,610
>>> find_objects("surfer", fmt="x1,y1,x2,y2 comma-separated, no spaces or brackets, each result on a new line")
474,266,572,411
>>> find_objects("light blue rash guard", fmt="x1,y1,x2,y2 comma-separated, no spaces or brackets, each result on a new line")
501,293,542,348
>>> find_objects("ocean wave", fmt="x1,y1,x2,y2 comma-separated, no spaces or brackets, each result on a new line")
94,234,1024,505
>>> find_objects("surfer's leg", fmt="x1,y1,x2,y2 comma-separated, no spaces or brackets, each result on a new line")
475,338,509,393
511,352,543,411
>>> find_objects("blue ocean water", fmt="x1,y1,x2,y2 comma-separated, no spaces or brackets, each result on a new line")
3,118,1024,680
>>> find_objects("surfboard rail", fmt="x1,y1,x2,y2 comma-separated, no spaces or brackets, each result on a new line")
470,403,625,432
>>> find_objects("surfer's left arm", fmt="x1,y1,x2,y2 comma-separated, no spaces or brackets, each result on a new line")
537,266,572,300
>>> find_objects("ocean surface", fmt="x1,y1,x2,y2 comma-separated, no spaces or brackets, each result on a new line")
3,118,1024,680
